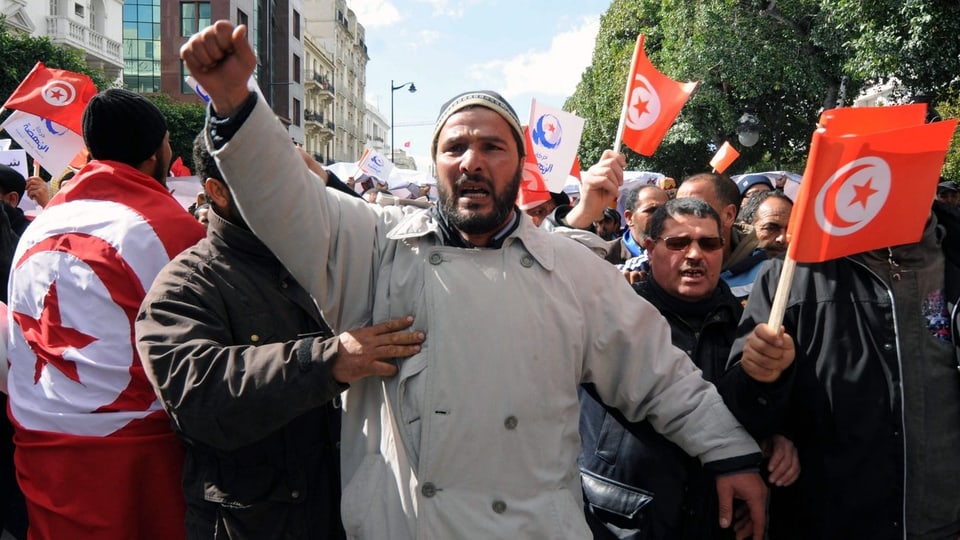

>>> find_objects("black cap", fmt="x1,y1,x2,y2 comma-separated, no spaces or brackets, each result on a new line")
938,181,959,194
0,164,26,199
82,88,167,167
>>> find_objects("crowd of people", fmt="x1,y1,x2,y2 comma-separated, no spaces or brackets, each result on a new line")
0,19,958,540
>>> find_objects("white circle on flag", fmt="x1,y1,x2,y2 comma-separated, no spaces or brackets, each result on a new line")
813,156,891,236
42,80,77,107
625,74,661,130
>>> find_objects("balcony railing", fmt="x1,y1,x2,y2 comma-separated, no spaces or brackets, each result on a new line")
45,16,123,69
305,72,335,97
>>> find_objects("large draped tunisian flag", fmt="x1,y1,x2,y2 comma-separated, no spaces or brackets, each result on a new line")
620,35,699,156
787,104,957,263
6,161,205,539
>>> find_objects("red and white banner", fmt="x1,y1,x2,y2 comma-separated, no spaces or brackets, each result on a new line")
620,35,698,157
787,104,957,263
2,62,98,135
6,160,204,539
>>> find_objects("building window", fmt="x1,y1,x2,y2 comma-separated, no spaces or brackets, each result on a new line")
122,0,161,93
293,98,301,127
181,62,193,95
237,8,248,27
74,3,84,17
181,2,211,37
50,0,59,16
293,54,301,83
293,10,300,39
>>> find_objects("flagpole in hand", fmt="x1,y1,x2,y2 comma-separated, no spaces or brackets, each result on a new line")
767,256,796,330
612,58,634,155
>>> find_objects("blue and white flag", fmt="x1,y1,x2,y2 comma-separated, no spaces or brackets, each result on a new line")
356,147,394,182
528,99,585,192
1,109,85,179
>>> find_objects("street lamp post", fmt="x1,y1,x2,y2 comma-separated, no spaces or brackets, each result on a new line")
391,80,417,164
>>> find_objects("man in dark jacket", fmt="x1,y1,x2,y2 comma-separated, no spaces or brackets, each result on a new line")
579,198,797,539
722,201,960,539
135,135,425,539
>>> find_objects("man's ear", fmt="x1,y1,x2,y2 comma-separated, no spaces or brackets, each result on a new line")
203,178,230,208
721,203,737,229
623,209,634,227
1,192,20,207
643,237,656,252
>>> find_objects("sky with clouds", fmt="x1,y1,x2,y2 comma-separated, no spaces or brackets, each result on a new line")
350,0,613,172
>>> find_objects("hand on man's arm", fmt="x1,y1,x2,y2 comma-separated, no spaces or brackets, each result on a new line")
332,316,425,384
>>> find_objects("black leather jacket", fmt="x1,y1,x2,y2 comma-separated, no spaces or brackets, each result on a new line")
579,278,746,540
136,210,347,539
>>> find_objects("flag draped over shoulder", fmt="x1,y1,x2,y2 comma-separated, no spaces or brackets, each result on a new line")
709,141,740,174
517,126,552,210
2,62,97,135
620,35,698,156
6,161,205,539
787,104,957,263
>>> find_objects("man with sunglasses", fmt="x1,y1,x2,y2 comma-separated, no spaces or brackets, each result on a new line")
580,198,797,539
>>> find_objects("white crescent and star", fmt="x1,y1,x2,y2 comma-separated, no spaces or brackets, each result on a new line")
625,74,661,130
813,156,891,236
41,80,77,107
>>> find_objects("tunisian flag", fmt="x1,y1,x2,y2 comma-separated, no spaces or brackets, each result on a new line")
2,62,98,135
787,104,957,263
619,35,699,156
517,125,552,210
709,141,740,174
6,161,205,539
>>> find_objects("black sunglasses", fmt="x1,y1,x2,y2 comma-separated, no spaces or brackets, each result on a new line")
656,236,724,252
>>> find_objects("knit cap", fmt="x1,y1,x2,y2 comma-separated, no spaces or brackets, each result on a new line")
431,90,525,159
82,88,167,166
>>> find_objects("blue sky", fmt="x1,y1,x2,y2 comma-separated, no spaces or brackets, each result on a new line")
349,0,613,171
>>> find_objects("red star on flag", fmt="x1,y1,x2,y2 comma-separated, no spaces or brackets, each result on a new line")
849,178,879,209
13,280,98,384
47,87,66,102
633,97,651,118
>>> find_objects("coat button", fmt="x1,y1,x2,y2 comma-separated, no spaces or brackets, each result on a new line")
250,334,260,342
281,280,289,289
429,253,443,265
504,415,518,430
291,490,300,499
520,254,534,267
883,342,893,351
421,482,437,498
492,500,507,514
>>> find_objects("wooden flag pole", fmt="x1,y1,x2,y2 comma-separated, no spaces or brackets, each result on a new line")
612,58,633,155
767,255,797,330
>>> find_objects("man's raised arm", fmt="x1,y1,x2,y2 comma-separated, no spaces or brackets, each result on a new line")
181,21,256,117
